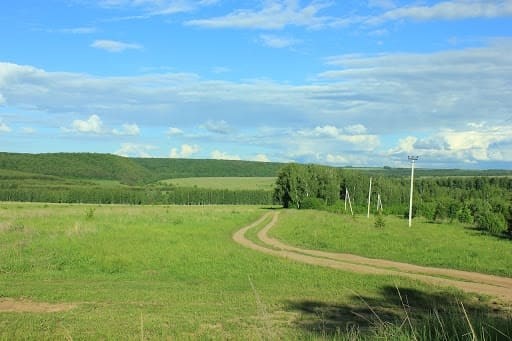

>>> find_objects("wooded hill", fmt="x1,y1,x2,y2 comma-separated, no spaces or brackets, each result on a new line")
0,152,283,184
1,153,511,220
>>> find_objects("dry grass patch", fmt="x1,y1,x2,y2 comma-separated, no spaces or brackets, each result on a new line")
0,298,77,313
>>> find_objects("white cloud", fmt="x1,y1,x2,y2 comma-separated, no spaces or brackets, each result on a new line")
253,153,270,162
387,123,512,164
211,150,241,160
21,127,36,134
115,143,157,157
259,34,300,48
70,114,104,134
166,127,184,136
297,124,379,150
186,1,343,29
170,144,200,158
0,119,11,133
367,0,512,25
345,124,367,135
1,38,511,168
64,114,139,136
91,40,142,52
113,123,140,136
202,120,231,134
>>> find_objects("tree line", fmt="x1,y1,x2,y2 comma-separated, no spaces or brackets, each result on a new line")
274,164,512,236
0,184,274,205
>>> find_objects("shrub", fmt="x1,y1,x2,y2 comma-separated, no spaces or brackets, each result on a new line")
85,207,95,219
301,197,326,210
374,213,385,228
456,207,473,224
475,210,506,235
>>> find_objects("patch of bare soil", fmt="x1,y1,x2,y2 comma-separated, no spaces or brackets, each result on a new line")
234,212,512,303
0,298,76,313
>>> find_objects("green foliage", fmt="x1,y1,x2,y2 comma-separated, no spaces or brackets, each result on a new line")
162,177,276,191
301,197,327,210
456,206,473,224
374,213,385,228
475,210,507,235
0,152,283,185
274,163,340,209
133,156,283,179
85,207,95,219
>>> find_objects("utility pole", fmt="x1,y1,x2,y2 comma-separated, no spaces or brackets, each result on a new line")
367,177,372,218
408,156,419,227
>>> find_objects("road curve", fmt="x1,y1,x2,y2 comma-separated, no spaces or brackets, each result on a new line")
233,211,512,303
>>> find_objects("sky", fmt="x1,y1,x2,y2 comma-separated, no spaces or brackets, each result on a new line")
0,0,511,169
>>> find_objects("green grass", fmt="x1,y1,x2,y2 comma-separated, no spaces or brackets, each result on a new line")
0,203,510,340
269,209,512,277
161,176,277,191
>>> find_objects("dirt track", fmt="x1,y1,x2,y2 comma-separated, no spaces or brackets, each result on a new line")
233,211,512,303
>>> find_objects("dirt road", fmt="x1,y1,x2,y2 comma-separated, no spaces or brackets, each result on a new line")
233,211,512,303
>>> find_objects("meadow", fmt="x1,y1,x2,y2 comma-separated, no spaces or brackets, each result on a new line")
268,210,512,277
1,203,511,340
161,177,276,191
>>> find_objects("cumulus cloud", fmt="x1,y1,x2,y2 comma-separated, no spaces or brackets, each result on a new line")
297,124,380,150
115,143,157,157
211,150,241,160
113,123,140,136
63,114,140,136
1,37,511,168
91,39,142,52
387,123,512,165
69,114,104,134
21,127,36,134
170,144,200,158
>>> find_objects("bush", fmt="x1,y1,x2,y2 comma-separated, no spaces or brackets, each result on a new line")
301,197,326,210
475,210,506,235
374,213,385,228
456,207,473,224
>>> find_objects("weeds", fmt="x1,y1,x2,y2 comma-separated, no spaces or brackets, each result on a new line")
85,207,95,219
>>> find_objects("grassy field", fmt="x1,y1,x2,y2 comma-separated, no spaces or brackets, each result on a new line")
161,177,277,191
269,209,512,277
1,203,511,339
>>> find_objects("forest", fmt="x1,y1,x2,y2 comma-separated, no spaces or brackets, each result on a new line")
274,163,512,236
1,152,511,236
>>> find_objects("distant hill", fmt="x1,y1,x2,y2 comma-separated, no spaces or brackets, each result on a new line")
0,152,284,184
132,157,283,180
0,152,509,186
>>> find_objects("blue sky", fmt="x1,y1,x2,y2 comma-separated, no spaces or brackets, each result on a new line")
1,0,511,169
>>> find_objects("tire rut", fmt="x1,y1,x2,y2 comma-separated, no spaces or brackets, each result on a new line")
234,211,512,303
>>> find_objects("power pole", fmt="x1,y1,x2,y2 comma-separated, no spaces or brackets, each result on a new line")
346,188,354,216
367,177,372,218
408,156,419,227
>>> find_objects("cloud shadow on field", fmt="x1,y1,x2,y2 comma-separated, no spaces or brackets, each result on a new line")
284,285,512,339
